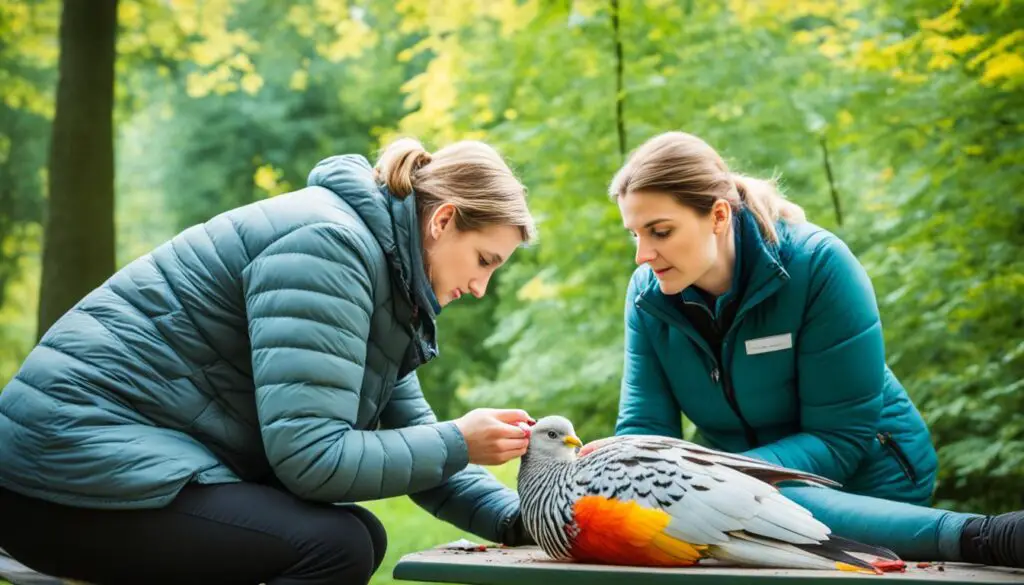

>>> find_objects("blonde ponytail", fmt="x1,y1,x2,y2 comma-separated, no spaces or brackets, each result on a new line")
731,173,806,245
373,137,536,243
374,138,433,198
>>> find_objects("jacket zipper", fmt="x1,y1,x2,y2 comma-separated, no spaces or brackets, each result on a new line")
685,299,760,449
642,294,760,449
715,365,758,449
877,432,917,483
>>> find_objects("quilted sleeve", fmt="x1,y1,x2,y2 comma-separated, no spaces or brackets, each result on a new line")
243,223,469,502
378,372,527,545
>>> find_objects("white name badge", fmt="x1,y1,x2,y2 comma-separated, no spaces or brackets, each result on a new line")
745,333,793,355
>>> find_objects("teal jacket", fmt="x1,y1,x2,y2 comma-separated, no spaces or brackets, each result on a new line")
0,154,526,544
616,208,939,505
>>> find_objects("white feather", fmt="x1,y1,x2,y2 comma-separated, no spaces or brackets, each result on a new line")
663,515,730,546
751,494,832,542
765,490,818,517
739,515,821,545
709,538,835,570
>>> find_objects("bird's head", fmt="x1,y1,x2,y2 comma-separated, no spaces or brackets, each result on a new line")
525,415,582,462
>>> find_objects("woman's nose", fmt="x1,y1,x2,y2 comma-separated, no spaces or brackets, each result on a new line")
635,239,657,265
468,275,489,298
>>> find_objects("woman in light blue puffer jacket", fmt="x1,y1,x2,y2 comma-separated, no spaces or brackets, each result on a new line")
0,137,538,585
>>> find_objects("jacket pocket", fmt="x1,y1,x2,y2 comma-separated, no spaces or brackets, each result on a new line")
877,431,918,483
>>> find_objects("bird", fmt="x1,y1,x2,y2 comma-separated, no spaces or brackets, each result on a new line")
515,415,906,574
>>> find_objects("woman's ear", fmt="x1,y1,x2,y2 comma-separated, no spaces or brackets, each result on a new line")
428,203,457,240
711,200,732,235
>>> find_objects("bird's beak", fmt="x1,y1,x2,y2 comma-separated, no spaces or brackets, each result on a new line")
564,435,582,449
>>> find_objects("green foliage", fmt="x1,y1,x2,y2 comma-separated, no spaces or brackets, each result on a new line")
0,0,57,372
116,0,415,233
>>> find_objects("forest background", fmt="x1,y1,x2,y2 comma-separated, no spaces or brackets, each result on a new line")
0,1,1021,583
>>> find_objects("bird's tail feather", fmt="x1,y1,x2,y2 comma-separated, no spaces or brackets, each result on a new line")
792,533,905,574
812,534,901,561
709,536,836,571
708,536,835,569
711,532,903,574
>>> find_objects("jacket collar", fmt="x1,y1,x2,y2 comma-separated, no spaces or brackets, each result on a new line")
639,207,790,327
306,155,441,374
731,206,790,316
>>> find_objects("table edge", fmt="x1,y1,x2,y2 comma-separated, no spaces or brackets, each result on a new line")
393,553,1013,585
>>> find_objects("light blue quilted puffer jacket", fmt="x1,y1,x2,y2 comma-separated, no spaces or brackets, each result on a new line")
0,154,525,544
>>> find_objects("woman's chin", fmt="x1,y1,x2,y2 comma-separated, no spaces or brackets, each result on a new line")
427,286,450,307
655,275,688,295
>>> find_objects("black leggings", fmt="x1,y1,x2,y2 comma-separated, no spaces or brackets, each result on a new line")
0,482,387,585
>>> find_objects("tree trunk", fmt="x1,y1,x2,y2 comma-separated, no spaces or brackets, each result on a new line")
37,0,118,339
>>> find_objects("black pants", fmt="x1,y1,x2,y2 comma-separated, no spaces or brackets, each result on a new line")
0,482,387,585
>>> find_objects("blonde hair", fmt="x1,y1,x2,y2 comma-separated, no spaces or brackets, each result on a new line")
374,137,536,243
608,131,805,245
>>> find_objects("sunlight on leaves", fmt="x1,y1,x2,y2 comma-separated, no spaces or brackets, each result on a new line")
517,274,560,302
980,51,1024,88
253,163,290,197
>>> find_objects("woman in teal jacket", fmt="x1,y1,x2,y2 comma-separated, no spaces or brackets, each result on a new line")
0,138,538,584
606,131,1022,567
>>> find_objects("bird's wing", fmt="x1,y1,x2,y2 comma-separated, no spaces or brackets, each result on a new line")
610,434,842,488
570,435,832,547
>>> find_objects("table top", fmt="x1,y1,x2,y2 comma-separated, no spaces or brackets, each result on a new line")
393,545,1024,585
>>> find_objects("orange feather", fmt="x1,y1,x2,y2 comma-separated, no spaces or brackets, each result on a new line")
570,495,707,566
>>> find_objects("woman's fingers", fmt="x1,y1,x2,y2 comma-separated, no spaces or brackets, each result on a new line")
493,420,531,439
482,438,528,463
491,409,535,425
496,438,530,453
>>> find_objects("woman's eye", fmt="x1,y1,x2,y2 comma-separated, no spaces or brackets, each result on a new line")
652,229,672,239
478,255,490,268
547,431,558,439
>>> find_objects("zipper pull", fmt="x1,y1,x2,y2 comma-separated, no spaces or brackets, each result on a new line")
711,368,720,383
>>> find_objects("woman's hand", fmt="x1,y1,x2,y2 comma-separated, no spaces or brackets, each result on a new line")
577,437,614,458
453,408,535,465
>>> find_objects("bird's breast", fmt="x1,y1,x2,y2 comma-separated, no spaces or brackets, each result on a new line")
567,495,707,567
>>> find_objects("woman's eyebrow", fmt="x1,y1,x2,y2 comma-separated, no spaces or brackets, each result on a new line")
479,250,504,265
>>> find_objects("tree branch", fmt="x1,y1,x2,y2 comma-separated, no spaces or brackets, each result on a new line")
819,135,842,226
610,0,626,159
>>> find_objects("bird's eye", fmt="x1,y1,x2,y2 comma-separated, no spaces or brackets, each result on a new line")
547,431,558,439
